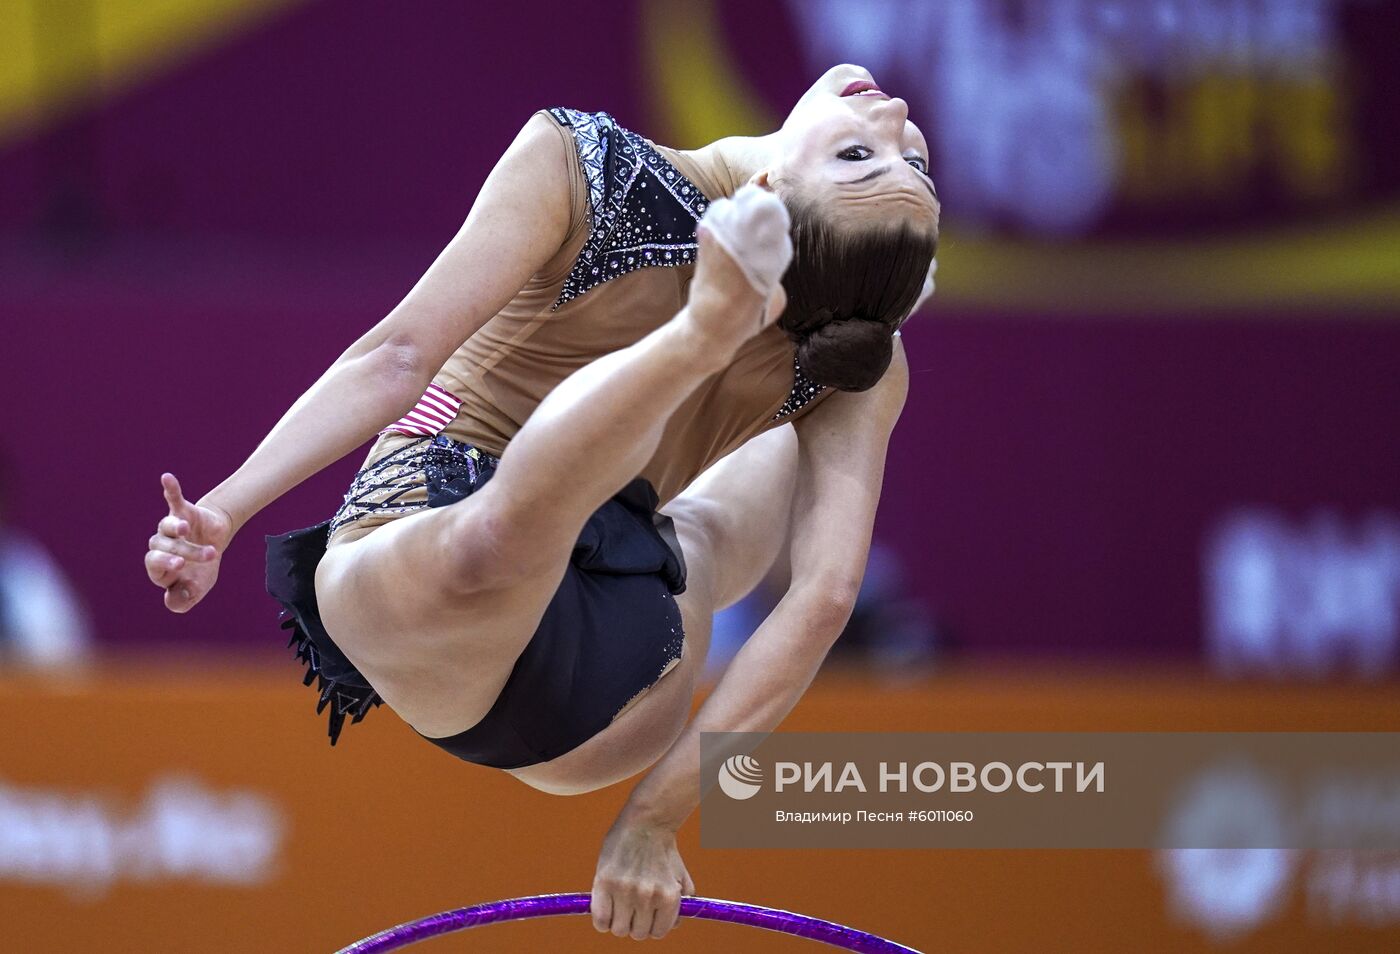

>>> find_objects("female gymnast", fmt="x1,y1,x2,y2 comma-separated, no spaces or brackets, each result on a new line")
144,64,938,941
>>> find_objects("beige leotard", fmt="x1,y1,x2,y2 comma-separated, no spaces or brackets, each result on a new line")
326,108,833,548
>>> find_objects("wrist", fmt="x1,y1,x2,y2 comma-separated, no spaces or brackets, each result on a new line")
194,490,242,546
619,787,692,833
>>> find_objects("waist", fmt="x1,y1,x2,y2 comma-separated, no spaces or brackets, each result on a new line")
326,434,500,548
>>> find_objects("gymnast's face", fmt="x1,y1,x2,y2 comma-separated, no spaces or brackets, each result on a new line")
764,64,940,232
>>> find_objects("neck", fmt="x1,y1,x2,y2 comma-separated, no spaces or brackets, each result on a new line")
698,133,782,189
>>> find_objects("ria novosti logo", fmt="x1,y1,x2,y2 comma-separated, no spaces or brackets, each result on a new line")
717,755,764,800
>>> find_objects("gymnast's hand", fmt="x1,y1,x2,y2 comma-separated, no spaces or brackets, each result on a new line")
591,815,695,940
145,473,234,614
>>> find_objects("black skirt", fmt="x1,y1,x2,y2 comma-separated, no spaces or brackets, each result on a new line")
265,434,687,769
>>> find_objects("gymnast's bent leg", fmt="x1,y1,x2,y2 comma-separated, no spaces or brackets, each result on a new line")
510,424,800,794
314,190,792,738
460,216,792,589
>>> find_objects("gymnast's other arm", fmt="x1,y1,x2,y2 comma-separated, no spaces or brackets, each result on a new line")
589,340,909,939
144,113,574,612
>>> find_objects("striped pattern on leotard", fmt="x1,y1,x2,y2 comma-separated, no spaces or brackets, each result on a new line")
380,382,462,437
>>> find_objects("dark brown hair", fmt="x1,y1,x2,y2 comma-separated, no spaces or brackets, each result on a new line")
777,199,937,392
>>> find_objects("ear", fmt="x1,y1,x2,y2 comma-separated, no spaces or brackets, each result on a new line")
747,168,777,192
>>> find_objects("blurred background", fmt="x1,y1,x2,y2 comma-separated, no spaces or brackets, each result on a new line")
2,0,1398,950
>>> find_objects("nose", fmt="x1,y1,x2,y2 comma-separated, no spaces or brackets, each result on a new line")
884,96,910,125
834,63,874,81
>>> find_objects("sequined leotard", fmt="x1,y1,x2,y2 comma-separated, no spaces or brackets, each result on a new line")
266,108,834,766
325,107,834,549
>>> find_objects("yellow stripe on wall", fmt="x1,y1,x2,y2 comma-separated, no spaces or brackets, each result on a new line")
642,0,773,148
638,0,1398,314
0,0,305,146
938,208,1400,314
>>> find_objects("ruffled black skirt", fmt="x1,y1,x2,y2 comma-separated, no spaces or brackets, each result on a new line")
265,435,687,769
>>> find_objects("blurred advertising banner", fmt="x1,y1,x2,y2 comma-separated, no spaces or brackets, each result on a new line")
1206,509,1400,677
675,0,1400,311
0,0,1396,669
2,667,1400,952
3,0,1398,309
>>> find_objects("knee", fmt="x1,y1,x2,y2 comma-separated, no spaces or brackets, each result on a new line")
437,499,567,595
665,496,724,562
665,502,726,620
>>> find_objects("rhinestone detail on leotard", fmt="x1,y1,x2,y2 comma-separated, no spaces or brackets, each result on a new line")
771,355,828,421
328,436,497,537
547,108,710,310
546,108,830,424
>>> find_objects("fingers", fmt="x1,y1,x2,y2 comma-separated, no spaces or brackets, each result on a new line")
589,880,613,934
592,878,684,940
682,868,696,896
149,530,216,563
157,514,189,537
609,895,635,939
148,548,196,612
145,549,184,586
592,876,635,938
648,883,682,939
149,473,214,614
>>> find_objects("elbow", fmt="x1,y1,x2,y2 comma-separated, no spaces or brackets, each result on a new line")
363,340,436,422
371,338,434,406
794,573,863,644
375,336,429,380
821,576,863,627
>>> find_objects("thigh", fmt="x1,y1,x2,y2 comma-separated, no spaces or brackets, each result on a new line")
314,482,572,738
663,423,799,610
508,425,801,794
504,522,715,795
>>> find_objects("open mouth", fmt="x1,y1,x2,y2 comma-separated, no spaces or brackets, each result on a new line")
840,80,889,99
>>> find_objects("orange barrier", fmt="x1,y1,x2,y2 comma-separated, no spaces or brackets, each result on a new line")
1,663,1398,953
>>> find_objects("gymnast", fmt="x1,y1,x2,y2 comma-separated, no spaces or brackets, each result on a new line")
144,64,938,941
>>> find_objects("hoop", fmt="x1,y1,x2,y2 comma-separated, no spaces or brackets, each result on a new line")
336,893,922,953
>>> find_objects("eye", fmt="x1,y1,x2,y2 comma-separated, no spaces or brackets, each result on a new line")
905,155,929,174
837,145,873,161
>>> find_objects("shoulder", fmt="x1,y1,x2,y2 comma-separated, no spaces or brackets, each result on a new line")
537,107,666,174
540,106,618,131
497,110,594,241
513,110,577,163
509,107,635,169
535,106,632,159
540,107,648,142
529,107,631,231
491,110,576,181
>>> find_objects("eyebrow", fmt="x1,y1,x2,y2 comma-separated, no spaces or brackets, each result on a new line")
840,164,939,202
841,165,890,185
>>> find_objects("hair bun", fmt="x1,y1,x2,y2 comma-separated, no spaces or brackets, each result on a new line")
796,317,893,392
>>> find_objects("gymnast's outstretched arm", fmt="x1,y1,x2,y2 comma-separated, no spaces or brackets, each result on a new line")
591,341,909,931
144,113,576,612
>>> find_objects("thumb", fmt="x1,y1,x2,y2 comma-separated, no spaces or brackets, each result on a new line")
161,473,191,517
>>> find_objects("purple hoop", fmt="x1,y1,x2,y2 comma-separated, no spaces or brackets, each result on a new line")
336,893,922,953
